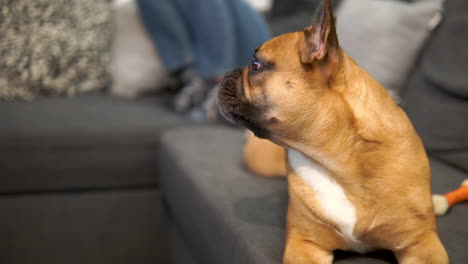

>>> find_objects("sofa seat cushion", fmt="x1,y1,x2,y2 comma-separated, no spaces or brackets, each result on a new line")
0,189,168,264
0,95,183,193
160,126,468,264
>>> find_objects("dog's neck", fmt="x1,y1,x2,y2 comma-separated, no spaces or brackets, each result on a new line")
337,54,408,140
287,52,407,179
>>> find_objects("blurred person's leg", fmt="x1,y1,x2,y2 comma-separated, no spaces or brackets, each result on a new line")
137,0,270,79
172,0,236,79
138,0,237,113
229,0,272,67
137,0,271,118
172,0,271,78
171,0,237,113
137,0,212,112
181,0,272,120
137,0,194,72
188,0,272,121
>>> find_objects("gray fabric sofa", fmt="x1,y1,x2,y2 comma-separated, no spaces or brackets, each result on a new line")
1,0,467,264
0,95,183,264
160,126,467,264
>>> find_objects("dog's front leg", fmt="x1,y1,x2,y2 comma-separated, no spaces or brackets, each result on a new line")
395,233,449,264
283,172,341,264
283,234,333,264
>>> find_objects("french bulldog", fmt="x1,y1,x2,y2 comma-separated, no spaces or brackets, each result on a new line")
217,0,448,263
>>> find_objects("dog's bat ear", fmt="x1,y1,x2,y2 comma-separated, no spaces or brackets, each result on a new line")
301,0,339,64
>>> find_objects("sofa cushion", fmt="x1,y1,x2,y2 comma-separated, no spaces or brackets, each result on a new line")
0,189,168,264
336,0,443,99
421,0,468,98
160,126,468,264
403,70,468,172
169,218,198,264
0,95,183,193
403,0,468,172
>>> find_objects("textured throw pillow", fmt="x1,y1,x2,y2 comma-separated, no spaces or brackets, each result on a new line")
336,0,444,101
0,0,112,100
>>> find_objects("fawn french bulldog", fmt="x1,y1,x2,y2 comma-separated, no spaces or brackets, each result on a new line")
217,0,448,263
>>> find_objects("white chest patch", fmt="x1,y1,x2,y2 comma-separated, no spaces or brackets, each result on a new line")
288,149,367,252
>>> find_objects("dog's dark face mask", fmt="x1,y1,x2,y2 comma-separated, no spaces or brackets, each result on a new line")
218,69,271,139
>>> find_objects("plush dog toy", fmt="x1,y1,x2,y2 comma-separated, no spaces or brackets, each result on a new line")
432,179,468,216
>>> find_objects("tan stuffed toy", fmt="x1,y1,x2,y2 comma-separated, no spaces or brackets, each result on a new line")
432,179,468,216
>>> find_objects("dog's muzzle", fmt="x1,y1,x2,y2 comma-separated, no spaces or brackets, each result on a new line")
217,69,271,139
217,69,244,123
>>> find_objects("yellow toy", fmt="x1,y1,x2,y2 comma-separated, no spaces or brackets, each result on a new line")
432,179,468,216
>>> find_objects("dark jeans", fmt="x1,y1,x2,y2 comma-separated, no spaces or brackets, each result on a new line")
137,0,272,79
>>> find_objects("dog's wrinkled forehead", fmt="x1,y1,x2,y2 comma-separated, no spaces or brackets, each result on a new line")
255,33,300,61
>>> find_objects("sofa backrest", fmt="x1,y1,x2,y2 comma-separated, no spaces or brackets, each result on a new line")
402,0,468,172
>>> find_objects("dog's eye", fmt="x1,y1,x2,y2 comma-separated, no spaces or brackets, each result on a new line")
250,56,261,71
